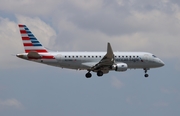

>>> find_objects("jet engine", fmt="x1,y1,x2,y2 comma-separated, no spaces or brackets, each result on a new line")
112,63,128,72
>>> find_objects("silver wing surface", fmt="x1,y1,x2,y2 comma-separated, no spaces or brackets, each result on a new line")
90,43,115,72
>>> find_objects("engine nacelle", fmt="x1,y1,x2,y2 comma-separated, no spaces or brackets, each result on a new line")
112,63,128,72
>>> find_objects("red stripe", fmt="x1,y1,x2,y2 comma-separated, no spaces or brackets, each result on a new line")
22,37,30,40
28,55,54,59
42,56,54,59
19,24,25,27
20,30,27,34
24,43,33,46
25,50,48,53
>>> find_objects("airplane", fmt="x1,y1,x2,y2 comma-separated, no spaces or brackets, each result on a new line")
16,24,165,78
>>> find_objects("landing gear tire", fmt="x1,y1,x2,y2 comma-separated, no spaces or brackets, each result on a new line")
144,74,149,78
85,72,92,78
97,71,103,77
144,68,149,78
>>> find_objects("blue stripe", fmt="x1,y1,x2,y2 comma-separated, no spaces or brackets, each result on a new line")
33,44,42,46
29,38,37,40
28,33,34,36
31,40,38,42
24,27,29,30
28,35,34,37
26,31,31,33
29,35,35,38
31,39,38,41
31,41,40,43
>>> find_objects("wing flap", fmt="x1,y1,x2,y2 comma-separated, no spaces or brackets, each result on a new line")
82,62,98,68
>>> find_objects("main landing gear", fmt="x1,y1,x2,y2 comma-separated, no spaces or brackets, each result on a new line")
144,68,149,78
85,72,92,78
85,71,104,78
97,71,103,77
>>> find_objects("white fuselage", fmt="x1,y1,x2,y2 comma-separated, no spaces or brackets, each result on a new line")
18,51,164,70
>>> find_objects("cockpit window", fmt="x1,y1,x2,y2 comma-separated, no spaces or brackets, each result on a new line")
152,55,157,58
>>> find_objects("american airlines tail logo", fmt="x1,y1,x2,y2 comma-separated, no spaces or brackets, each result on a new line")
19,24,48,53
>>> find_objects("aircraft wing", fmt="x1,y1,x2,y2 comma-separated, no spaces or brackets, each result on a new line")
82,62,98,68
90,43,115,71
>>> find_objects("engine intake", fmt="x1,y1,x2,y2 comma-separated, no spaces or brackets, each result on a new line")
112,63,128,72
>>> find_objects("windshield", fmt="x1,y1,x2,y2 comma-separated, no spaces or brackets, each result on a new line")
152,55,157,58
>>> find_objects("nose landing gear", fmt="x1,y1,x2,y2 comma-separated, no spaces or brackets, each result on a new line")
145,73,149,77
144,68,149,78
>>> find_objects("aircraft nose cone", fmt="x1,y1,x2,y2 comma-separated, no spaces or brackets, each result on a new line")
159,60,165,67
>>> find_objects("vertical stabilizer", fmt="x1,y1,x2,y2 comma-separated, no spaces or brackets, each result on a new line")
18,24,48,53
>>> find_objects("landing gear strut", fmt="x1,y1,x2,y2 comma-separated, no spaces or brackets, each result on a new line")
144,69,149,78
85,72,92,78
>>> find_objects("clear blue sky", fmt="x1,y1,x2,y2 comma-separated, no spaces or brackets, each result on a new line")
0,0,180,116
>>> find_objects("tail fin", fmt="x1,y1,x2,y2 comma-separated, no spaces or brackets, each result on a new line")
18,24,48,53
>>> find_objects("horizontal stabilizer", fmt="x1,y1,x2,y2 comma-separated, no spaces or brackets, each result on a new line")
27,51,41,59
